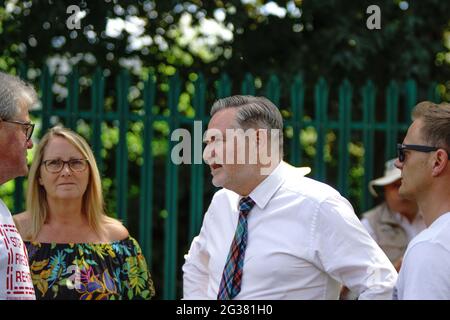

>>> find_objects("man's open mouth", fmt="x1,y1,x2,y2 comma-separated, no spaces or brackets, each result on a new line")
211,164,222,170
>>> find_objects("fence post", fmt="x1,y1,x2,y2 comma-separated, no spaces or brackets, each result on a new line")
404,79,417,122
189,73,206,243
13,66,29,213
290,73,305,166
427,82,440,103
314,77,328,181
362,80,376,212
164,72,181,300
39,66,53,135
115,69,130,224
140,73,156,269
241,73,255,96
338,79,352,198
265,74,280,106
91,68,105,173
216,73,231,99
385,80,399,160
66,67,79,130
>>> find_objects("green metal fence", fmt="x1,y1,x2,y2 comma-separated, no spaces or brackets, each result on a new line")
3,67,443,299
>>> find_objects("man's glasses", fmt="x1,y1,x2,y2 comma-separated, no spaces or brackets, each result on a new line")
42,159,89,173
397,143,449,162
0,118,35,141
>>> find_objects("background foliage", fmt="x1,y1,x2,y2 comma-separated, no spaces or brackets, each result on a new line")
1,0,449,299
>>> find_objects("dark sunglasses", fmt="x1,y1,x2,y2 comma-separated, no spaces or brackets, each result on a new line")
397,143,449,162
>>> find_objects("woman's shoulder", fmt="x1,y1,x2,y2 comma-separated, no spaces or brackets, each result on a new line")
13,211,32,240
13,211,30,222
103,216,130,242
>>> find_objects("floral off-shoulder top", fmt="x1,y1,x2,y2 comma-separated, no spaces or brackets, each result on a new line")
24,237,155,300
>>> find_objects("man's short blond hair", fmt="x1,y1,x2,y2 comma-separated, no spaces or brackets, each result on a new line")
412,101,450,151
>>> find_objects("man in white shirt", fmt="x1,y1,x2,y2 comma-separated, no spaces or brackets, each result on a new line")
361,158,425,270
182,95,397,300
0,72,36,300
394,101,450,300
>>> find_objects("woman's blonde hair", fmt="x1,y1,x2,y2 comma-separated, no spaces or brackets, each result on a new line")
27,126,115,240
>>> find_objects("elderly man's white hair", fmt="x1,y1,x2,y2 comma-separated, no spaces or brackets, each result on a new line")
0,72,37,120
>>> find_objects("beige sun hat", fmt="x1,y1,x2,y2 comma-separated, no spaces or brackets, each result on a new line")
297,166,312,176
369,158,401,197
285,162,311,176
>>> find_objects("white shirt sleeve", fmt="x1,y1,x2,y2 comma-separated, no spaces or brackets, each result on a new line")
311,195,397,300
360,217,378,242
182,211,211,299
397,241,450,299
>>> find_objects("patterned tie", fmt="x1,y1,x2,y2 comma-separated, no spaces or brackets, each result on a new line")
217,196,256,300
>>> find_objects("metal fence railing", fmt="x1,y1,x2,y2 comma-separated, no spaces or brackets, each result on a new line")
1,66,443,299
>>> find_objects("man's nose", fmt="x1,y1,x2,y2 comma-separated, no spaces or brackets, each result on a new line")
26,139,33,149
394,158,403,169
203,144,215,164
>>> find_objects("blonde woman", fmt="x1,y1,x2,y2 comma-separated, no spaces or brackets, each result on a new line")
14,126,155,300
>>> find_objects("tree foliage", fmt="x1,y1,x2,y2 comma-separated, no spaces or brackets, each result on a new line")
1,0,449,299
1,0,449,90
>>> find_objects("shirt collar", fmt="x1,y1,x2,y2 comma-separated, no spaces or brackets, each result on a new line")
243,161,286,210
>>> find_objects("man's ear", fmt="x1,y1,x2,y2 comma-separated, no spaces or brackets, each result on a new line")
431,149,449,177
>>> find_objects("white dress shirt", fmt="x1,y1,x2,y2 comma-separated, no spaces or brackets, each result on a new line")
395,212,450,300
183,162,397,300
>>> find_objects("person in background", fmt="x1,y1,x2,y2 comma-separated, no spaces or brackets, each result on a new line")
14,126,155,300
183,95,397,300
0,71,36,300
362,158,425,270
340,158,426,300
394,101,450,299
